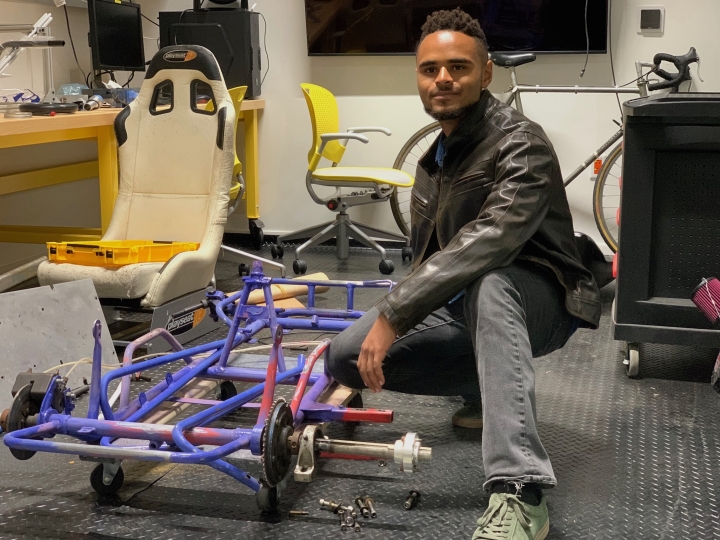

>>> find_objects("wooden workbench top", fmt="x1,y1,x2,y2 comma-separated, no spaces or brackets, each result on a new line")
0,98,265,137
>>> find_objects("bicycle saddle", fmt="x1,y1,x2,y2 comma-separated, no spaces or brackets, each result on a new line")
491,52,537,68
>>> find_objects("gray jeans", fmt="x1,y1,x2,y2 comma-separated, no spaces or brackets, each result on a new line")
326,261,579,490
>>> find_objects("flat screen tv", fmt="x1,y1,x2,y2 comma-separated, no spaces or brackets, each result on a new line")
305,0,608,56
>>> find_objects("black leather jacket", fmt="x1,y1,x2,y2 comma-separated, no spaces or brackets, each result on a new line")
376,91,601,336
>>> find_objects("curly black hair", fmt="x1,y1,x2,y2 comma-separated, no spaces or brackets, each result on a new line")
419,8,489,63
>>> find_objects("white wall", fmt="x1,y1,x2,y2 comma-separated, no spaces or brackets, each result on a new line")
0,0,717,275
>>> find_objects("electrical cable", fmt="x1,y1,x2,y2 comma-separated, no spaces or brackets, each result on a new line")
141,13,160,27
123,71,135,88
579,0,590,78
259,12,270,85
62,4,91,86
607,0,622,116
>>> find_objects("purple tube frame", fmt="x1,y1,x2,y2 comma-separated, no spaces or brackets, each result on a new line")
3,262,396,494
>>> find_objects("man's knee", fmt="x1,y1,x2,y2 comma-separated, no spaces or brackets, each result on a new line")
325,333,363,390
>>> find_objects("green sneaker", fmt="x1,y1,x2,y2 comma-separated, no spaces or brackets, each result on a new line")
472,493,549,540
452,400,483,429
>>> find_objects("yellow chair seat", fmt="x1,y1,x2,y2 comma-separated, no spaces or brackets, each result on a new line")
313,166,414,188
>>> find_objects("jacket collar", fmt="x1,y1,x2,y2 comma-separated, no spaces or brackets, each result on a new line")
419,89,497,175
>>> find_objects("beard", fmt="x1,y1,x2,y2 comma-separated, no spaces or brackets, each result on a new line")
424,94,482,121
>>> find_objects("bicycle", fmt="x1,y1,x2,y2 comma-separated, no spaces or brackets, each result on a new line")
391,48,700,253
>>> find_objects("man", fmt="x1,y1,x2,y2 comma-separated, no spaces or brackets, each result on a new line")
326,8,601,540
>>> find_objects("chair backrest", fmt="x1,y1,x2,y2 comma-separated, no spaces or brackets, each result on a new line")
106,45,235,244
301,83,347,169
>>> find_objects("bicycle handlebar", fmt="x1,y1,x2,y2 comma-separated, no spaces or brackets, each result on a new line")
648,47,699,91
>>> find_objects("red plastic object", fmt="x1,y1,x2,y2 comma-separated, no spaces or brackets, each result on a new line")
612,253,618,278
616,208,621,226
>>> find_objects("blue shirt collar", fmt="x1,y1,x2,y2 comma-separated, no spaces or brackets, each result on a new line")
435,132,447,167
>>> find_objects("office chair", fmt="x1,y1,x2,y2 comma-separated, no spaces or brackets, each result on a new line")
273,83,413,275
38,45,235,311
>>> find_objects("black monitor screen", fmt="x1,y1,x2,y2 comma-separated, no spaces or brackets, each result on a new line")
89,0,145,71
305,0,608,56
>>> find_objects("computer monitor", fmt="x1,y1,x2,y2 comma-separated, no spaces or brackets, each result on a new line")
88,0,146,72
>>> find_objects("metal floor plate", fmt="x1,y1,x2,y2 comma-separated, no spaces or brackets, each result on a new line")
1,242,720,539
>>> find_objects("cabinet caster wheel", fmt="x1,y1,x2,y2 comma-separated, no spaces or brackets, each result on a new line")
90,463,124,496
624,342,640,378
401,246,413,262
216,381,238,401
270,244,284,259
238,263,250,277
293,260,307,275
249,221,264,250
379,259,394,275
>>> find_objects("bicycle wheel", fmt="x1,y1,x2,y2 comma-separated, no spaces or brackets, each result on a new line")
593,142,623,253
391,121,441,236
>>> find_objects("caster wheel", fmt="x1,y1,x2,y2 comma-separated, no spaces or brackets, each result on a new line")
238,263,250,277
90,463,124,496
270,244,284,259
293,260,307,275
256,485,280,512
401,246,413,262
5,384,39,461
379,259,394,275
625,342,640,378
216,381,238,401
250,221,264,250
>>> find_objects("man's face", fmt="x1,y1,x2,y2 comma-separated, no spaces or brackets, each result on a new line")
416,30,492,121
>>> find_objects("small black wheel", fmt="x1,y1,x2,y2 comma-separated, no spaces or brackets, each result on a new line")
379,259,395,275
256,485,280,512
90,463,124,496
250,222,264,250
270,244,284,259
401,246,413,262
293,260,307,275
6,384,39,461
217,381,238,401
238,263,250,277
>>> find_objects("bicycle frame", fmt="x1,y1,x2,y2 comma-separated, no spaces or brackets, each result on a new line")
502,61,653,187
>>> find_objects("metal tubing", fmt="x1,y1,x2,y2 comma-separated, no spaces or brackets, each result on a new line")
4,421,255,468
205,365,320,384
563,129,624,187
99,340,224,420
256,326,283,426
316,439,433,462
120,328,185,409
296,373,331,425
514,84,640,94
87,320,103,420
58,417,250,446
290,340,330,417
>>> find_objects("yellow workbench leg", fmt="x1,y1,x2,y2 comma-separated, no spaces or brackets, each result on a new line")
97,125,119,234
243,109,260,220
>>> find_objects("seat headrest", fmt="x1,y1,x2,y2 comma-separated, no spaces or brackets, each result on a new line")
146,45,223,82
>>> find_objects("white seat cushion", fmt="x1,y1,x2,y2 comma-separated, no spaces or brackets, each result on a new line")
313,166,414,187
37,260,163,300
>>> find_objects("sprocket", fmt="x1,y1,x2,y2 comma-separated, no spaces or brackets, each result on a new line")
261,398,294,487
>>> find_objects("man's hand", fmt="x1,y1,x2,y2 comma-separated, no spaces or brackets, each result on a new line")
358,313,396,393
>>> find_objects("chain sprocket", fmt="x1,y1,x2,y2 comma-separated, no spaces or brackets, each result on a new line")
261,398,294,487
